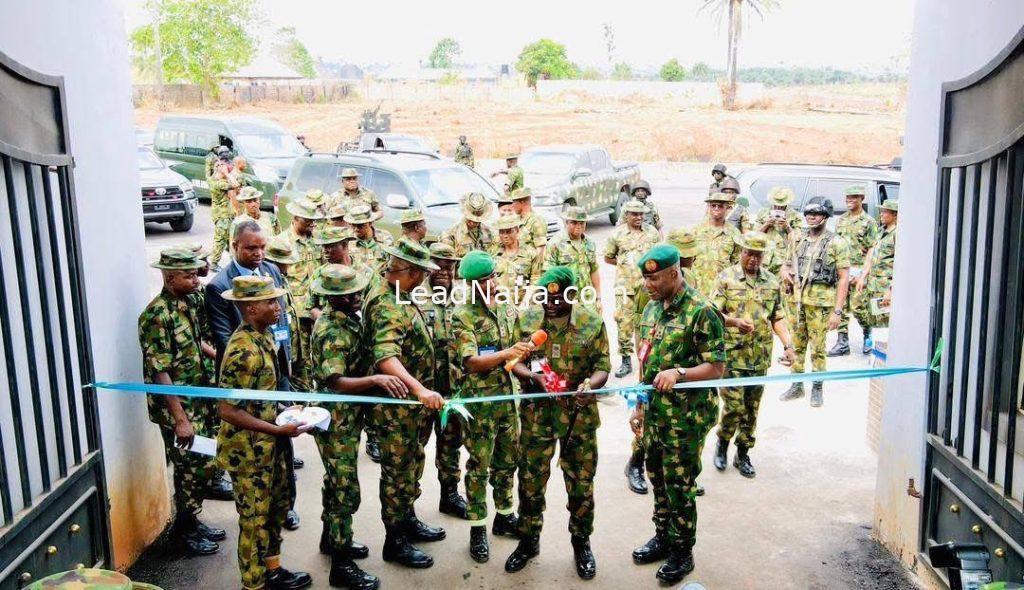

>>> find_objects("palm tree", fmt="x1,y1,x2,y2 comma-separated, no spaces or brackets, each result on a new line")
700,0,779,109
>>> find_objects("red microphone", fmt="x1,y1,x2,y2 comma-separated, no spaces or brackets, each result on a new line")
505,330,548,371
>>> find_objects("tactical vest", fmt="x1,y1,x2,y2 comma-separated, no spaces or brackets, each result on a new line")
795,232,838,286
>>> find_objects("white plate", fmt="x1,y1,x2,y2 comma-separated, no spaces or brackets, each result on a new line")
275,406,331,431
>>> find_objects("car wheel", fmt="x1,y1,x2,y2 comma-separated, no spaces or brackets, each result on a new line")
170,212,194,232
608,191,628,225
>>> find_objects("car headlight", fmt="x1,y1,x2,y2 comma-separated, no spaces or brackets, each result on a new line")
251,164,280,183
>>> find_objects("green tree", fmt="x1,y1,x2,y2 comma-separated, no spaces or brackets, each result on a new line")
691,61,714,81
130,0,259,97
611,62,633,80
580,67,602,80
659,58,687,81
428,37,462,69
699,0,779,108
273,27,316,78
516,39,578,87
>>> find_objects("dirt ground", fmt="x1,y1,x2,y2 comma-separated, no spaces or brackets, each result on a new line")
134,83,906,165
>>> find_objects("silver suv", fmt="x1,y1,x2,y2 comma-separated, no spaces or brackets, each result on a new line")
735,163,900,218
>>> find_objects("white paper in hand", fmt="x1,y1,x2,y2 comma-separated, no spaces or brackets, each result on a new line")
189,435,217,457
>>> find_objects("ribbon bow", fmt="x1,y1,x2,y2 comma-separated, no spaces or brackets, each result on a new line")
440,398,472,429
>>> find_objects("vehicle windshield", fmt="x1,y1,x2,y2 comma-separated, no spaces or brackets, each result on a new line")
234,134,306,159
519,152,575,175
407,166,498,207
137,148,165,170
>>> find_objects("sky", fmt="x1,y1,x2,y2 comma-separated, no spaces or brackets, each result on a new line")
121,0,915,73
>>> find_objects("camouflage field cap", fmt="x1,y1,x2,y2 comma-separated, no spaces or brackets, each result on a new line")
667,228,699,259
768,186,796,206
735,231,770,253
429,242,462,261
179,241,210,260
27,568,133,589
286,198,325,220
325,203,347,219
705,192,736,204
341,167,360,179
720,177,741,193
496,193,515,205
384,237,440,271
561,206,588,222
844,184,867,197
221,275,287,302
505,153,519,161
314,226,357,245
264,237,300,265
459,250,495,280
631,179,652,196
312,264,368,296
151,248,205,270
511,187,532,200
712,163,727,174
494,214,523,231
344,203,381,225
461,192,494,222
879,199,899,212
400,208,426,224
305,188,326,204
622,199,649,214
637,243,680,273
237,186,263,202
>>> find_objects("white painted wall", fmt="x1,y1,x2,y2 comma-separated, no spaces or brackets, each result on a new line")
874,0,1024,579
0,0,169,567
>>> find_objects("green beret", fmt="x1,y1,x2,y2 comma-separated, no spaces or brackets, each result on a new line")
536,266,576,294
459,250,495,280
637,243,680,273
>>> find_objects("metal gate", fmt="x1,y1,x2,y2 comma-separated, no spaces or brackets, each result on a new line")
0,51,111,587
924,26,1024,584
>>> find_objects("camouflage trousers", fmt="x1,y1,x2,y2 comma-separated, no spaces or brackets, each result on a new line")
837,268,864,333
230,438,291,590
717,368,765,449
614,288,637,355
463,401,519,524
631,432,645,454
159,427,217,516
417,409,464,491
516,399,598,538
210,214,232,268
314,404,363,551
851,285,889,330
290,319,314,393
644,414,714,550
372,403,431,527
791,304,832,374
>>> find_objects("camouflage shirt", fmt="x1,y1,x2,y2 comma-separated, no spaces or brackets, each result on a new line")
491,245,542,304
786,231,852,308
451,300,519,408
619,200,663,230
216,323,279,473
603,224,661,295
862,223,897,296
506,166,524,194
440,220,496,258
711,265,786,372
835,211,879,267
422,296,459,394
282,227,323,317
455,142,475,168
690,221,742,298
230,211,279,245
518,211,548,253
326,186,380,213
352,231,393,271
753,208,802,274
362,280,435,390
208,174,233,219
544,232,599,293
638,286,726,430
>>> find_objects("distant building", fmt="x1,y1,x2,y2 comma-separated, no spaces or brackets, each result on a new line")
373,63,508,83
221,53,305,85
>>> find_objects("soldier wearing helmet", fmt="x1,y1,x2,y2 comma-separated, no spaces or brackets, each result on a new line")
623,180,663,231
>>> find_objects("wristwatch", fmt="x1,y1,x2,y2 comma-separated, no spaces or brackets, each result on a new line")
784,343,795,351
676,367,687,380
832,309,843,316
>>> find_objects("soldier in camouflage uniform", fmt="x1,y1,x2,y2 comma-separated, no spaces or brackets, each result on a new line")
852,200,898,330
440,193,496,257
690,192,742,298
491,215,542,305
779,197,852,407
399,208,428,244
630,244,726,585
139,249,224,556
451,250,528,563
603,199,660,377
216,276,313,590
622,180,663,232
327,168,380,213
231,187,279,249
510,187,548,255
492,154,524,196
347,204,394,272
710,232,797,478
281,199,324,393
828,185,880,356
754,187,803,275
309,265,382,590
505,266,611,579
325,202,348,229
544,206,601,311
720,177,753,232
307,226,358,318
709,163,730,195
496,192,516,215
454,135,475,168
361,238,446,569
208,146,237,271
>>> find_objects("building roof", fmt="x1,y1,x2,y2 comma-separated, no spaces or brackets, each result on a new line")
223,54,304,80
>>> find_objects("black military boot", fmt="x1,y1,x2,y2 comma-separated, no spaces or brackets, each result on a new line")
656,547,695,584
195,519,226,541
365,438,381,464
174,514,219,556
345,541,369,560
624,448,648,494
827,332,850,357
733,446,756,478
615,355,633,378
571,535,597,580
382,526,433,568
265,566,313,590
439,483,468,519
406,508,446,542
320,520,331,555
292,456,305,469
779,382,804,401
505,536,540,572
632,533,669,565
469,525,489,563
284,509,300,530
810,382,824,408
492,512,519,538
207,475,234,501
329,553,378,590
713,437,729,471
862,327,873,354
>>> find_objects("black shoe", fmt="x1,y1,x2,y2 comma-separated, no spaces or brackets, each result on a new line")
173,514,220,556
329,553,379,590
406,510,446,542
656,548,694,584
827,332,850,357
366,440,381,464
320,521,331,555
779,383,804,401
196,519,226,541
713,438,729,471
346,541,369,560
862,327,873,354
284,509,300,531
615,356,633,378
694,483,705,497
632,534,669,565
266,566,313,590
293,457,305,469
733,447,756,478
492,512,519,538
207,476,234,501
810,382,824,408
382,527,433,568
469,525,489,563
505,536,540,573
571,536,597,580
439,484,468,519
625,449,648,495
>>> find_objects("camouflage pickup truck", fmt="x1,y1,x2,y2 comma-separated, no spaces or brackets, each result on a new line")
517,144,641,225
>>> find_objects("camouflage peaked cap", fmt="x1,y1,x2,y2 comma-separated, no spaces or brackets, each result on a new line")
400,208,426,224
221,275,286,302
27,567,132,589
314,226,357,245
384,237,440,271
511,187,533,200
495,214,523,231
340,167,360,179
305,188,326,204
429,242,461,261
344,204,381,225
844,184,867,197
734,231,770,253
622,199,649,214
237,186,263,202
768,186,796,206
667,229,699,259
705,192,736,204
325,203,347,219
461,192,494,222
286,198,325,220
264,237,300,265
179,241,210,260
151,248,205,270
879,199,899,212
562,206,588,222
312,264,368,296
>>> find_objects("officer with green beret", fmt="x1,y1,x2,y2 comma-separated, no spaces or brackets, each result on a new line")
544,206,602,311
710,232,796,478
361,238,446,568
455,135,475,168
138,249,225,556
851,199,898,330
346,204,394,273
231,186,280,248
399,208,428,244
691,192,741,298
505,266,610,579
440,193,496,257
451,250,528,563
754,187,803,275
624,180,663,231
216,275,313,590
631,244,726,584
327,168,380,213
491,214,542,305
829,184,880,356
604,199,661,377
510,187,548,256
